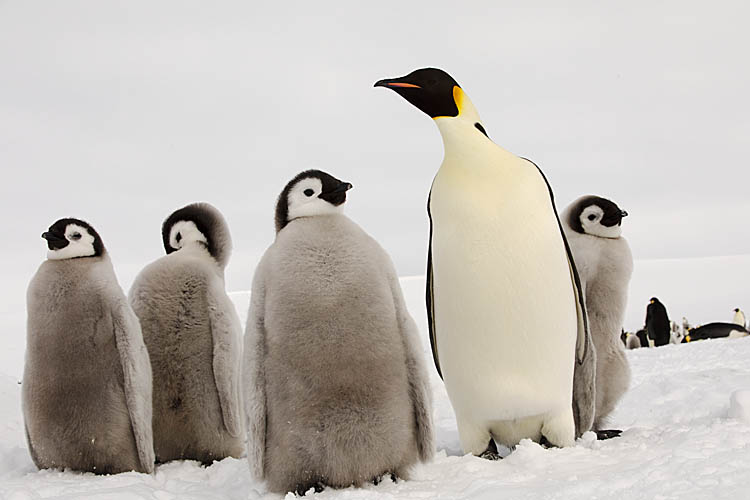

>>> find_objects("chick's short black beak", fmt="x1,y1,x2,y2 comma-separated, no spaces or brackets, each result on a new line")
42,231,69,250
621,210,629,217
318,182,353,206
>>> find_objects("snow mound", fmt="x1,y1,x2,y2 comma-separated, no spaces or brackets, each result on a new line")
3,278,750,499
729,390,750,423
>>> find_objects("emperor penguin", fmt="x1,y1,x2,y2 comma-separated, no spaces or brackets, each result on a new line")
23,218,154,474
635,328,650,348
243,170,434,494
562,195,632,433
682,322,750,343
129,202,243,464
645,297,670,347
375,68,596,455
732,308,746,328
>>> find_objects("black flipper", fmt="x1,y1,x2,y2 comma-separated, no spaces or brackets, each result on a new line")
426,188,443,379
522,158,596,438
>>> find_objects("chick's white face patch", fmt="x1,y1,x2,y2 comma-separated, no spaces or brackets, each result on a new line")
169,220,208,250
286,177,343,223
47,224,96,260
579,205,622,239
169,220,208,251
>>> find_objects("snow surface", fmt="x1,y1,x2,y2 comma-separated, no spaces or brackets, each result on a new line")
2,277,750,499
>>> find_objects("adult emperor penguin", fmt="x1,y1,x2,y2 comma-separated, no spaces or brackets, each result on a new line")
375,68,596,454
645,297,671,347
129,202,243,464
24,218,154,474
243,170,433,494
732,308,746,328
562,195,632,433
682,322,750,343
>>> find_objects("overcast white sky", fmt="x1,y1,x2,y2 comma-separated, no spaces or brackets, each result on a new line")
2,1,749,330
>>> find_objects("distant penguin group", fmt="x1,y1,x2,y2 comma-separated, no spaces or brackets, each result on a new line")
23,67,650,494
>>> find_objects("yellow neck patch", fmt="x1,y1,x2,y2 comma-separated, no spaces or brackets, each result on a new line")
433,86,464,120
453,86,464,114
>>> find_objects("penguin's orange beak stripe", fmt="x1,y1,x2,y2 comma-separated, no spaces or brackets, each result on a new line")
384,82,421,88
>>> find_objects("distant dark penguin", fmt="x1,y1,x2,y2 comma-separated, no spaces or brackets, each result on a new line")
646,298,670,347
635,328,650,348
682,322,749,343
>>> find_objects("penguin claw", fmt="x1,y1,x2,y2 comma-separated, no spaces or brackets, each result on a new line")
595,429,622,440
479,439,502,460
479,450,502,461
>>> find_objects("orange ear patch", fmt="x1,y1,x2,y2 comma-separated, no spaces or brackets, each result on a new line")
453,86,464,114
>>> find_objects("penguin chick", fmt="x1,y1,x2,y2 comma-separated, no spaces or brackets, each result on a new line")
625,334,641,350
24,218,154,474
562,195,633,431
243,170,433,494
129,202,243,464
375,68,595,451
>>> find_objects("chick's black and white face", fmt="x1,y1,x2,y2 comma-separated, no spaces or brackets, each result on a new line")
287,177,344,221
167,220,208,252
275,170,353,233
43,219,102,260
568,195,627,239
579,205,623,238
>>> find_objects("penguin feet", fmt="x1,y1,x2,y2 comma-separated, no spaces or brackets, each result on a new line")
478,439,502,461
539,435,554,448
595,429,622,440
294,482,325,496
372,473,399,485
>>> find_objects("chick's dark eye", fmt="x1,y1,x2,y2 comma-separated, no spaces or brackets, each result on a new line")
304,189,314,197
71,233,81,240
588,214,597,221
176,232,182,242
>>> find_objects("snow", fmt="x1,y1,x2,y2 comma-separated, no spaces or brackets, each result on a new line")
3,277,750,499
729,391,750,424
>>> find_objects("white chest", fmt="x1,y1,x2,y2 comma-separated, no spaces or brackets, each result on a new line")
429,155,577,418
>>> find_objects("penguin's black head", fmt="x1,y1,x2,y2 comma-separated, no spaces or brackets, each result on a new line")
650,297,659,305
42,218,104,260
275,170,353,233
567,195,628,238
375,68,462,119
162,202,232,268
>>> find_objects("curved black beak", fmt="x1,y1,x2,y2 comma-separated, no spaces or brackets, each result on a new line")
601,208,628,228
374,77,421,89
42,231,69,250
318,182,352,206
